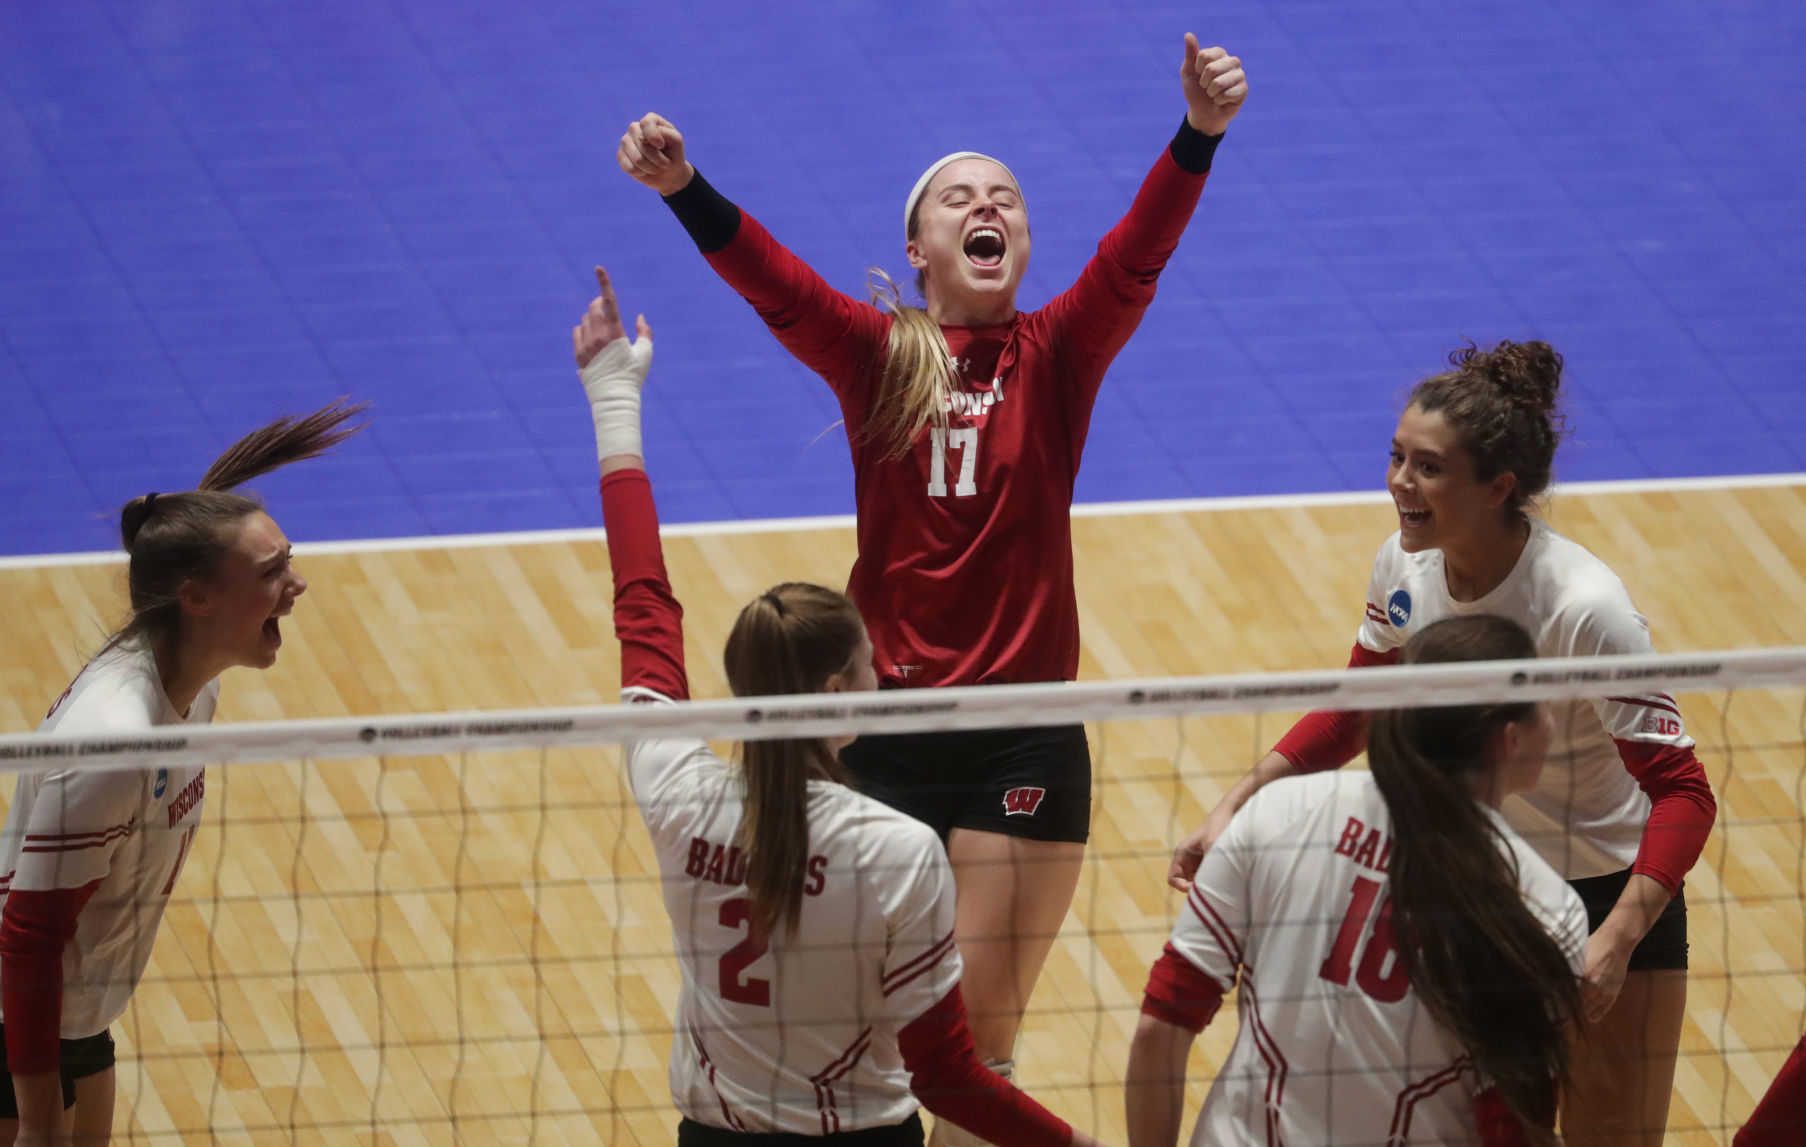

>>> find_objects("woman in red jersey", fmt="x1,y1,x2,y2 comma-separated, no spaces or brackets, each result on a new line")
0,402,363,1147
618,37,1247,1127
576,268,1098,1147
1168,342,1715,1147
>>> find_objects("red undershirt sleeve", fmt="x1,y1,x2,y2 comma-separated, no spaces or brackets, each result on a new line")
1614,739,1717,893
1,880,103,1075
1271,643,1402,771
601,470,690,702
1473,1084,1552,1147
897,986,1071,1147
1734,1034,1806,1147
1139,943,1227,1034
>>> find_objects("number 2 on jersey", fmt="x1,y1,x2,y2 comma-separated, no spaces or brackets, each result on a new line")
718,897,772,1007
1318,875,1409,1002
927,427,978,498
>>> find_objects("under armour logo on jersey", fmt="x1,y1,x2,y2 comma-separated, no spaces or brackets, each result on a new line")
1387,589,1412,627
1002,787,1046,816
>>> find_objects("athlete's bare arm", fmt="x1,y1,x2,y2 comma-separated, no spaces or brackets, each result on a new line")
1166,750,1294,892
1125,1012,1194,1147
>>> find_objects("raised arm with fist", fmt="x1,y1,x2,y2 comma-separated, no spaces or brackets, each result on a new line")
617,113,693,196
615,39,1246,1147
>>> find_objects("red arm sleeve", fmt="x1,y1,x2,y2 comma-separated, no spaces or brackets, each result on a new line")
1040,146,1209,396
1614,740,1716,893
602,470,689,702
1735,1034,1806,1147
1,881,102,1074
1139,943,1227,1034
1270,644,1402,771
1473,1085,1553,1147
897,986,1071,1147
702,212,890,406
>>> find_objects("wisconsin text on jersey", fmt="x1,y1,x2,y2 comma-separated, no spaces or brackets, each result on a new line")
941,373,1005,417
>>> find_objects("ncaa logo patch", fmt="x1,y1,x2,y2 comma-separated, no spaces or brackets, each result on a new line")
153,768,168,798
1002,787,1046,817
1386,589,1412,628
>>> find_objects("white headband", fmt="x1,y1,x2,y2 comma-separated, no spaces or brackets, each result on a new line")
904,151,1023,236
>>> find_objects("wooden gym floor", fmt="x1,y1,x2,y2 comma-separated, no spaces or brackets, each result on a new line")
1,479,1802,1145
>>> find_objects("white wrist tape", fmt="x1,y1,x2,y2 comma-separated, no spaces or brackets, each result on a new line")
579,334,653,460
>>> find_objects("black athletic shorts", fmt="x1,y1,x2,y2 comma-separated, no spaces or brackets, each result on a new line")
840,723,1091,844
678,1112,924,1145
0,1025,114,1117
1568,867,1688,972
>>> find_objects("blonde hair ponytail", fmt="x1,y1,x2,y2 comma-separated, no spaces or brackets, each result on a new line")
866,269,957,460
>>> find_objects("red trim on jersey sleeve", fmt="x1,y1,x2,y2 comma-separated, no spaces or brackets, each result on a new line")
897,986,1072,1147
1734,1034,1806,1147
1271,643,1402,771
1613,739,1717,893
1139,943,1227,1034
601,470,690,702
0,880,103,1074
1473,1084,1552,1147
881,927,956,998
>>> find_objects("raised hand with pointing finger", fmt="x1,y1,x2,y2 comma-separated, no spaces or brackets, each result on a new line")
573,266,653,467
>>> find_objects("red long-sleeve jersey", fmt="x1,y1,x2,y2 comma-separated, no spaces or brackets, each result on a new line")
672,128,1214,688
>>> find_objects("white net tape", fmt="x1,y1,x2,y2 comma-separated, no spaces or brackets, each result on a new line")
6,646,1802,773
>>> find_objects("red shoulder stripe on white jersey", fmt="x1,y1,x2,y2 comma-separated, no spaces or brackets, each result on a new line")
24,824,131,843
882,929,956,997
1386,1057,1474,1146
1241,977,1290,1147
809,1026,875,1135
1186,886,1244,968
688,1024,748,1133
22,825,133,854
1604,694,1682,719
1366,603,1388,621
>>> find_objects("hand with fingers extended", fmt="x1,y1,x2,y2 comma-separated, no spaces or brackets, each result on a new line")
1179,34,1248,137
574,267,653,465
618,112,694,196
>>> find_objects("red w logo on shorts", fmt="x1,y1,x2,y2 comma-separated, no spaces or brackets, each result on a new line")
1001,787,1046,816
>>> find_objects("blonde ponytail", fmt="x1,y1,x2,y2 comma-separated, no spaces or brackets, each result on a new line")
865,269,957,460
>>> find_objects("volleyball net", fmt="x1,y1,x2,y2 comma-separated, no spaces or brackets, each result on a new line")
2,647,1802,1146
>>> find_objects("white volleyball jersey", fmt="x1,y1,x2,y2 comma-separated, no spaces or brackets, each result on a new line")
0,642,214,1038
1353,520,1695,878
1174,772,1587,1147
624,687,962,1135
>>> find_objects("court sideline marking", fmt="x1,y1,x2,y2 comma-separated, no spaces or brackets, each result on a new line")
2,471,1800,570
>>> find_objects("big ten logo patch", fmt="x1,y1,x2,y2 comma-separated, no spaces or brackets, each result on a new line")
1002,787,1046,817
1386,589,1412,627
